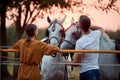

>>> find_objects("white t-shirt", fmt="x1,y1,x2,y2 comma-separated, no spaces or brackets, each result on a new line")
75,30,101,73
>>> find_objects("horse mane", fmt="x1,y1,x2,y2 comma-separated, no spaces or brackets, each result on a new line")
100,32,115,50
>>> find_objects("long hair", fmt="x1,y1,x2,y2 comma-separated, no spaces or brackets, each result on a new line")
25,24,37,41
79,15,91,32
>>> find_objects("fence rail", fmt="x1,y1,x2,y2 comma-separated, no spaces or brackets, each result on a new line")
59,50,120,54
0,48,120,67
0,49,120,54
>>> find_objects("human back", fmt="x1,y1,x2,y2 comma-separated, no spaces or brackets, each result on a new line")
76,30,101,73
13,24,59,80
76,15,102,80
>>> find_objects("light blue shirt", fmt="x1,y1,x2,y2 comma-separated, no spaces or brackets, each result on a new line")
75,30,101,73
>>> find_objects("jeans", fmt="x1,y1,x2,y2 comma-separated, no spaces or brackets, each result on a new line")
80,69,101,80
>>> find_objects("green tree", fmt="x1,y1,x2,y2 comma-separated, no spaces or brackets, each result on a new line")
0,0,69,79
1,0,70,79
7,0,69,42
7,25,16,45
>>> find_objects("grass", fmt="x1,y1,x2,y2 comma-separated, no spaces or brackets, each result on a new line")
7,52,15,76
69,67,80,80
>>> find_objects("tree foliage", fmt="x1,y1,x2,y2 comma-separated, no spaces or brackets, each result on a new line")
95,0,119,14
68,0,120,14
7,24,46,45
2,0,119,42
106,30,120,39
4,0,70,42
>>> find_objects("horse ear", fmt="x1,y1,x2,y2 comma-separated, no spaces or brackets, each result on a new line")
71,17,75,24
60,15,67,24
47,16,51,23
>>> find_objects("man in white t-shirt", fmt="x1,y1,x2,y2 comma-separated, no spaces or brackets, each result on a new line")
65,15,103,80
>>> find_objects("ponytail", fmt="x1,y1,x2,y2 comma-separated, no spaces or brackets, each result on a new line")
26,37,31,42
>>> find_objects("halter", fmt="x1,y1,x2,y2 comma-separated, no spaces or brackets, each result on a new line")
63,40,75,49
47,20,65,47
63,23,81,49
65,23,75,32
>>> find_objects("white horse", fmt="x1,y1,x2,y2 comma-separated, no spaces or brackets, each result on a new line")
60,18,120,80
41,15,71,80
60,18,81,51
99,33,120,80
60,18,81,61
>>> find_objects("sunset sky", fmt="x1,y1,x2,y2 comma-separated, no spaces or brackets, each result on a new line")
6,0,120,31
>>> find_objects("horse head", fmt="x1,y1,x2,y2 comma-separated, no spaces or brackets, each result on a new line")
60,17,81,50
41,16,68,80
46,15,66,47
60,17,81,60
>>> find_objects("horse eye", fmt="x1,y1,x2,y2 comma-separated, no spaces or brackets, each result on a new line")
60,29,64,33
72,32,79,40
60,29,65,37
72,32,76,35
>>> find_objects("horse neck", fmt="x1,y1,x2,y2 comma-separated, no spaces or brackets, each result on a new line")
100,33,115,50
53,53,63,61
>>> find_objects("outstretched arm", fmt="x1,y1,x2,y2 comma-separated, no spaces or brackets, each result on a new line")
90,26,104,31
90,26,104,35
64,53,84,67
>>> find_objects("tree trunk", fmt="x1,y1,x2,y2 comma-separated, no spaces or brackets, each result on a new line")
13,31,22,79
0,12,1,80
13,30,24,79
13,5,22,79
13,5,27,79
0,0,11,79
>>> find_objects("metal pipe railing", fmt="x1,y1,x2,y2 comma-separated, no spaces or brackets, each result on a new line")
0,49,120,54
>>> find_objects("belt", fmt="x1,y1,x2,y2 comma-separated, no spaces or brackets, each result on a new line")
21,63,39,66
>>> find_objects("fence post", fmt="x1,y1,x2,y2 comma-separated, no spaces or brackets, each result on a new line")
0,52,1,80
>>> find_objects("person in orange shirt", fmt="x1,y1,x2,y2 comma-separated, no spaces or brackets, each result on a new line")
13,24,59,80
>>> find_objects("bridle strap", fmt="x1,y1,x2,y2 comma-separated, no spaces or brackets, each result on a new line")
65,23,75,32
49,36,60,46
63,39,75,48
48,20,65,46
48,20,64,30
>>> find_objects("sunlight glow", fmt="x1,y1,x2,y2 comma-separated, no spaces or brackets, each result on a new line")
6,0,120,31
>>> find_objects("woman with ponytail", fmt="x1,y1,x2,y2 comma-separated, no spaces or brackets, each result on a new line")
13,24,59,80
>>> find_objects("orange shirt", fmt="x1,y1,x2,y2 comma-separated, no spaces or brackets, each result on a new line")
13,39,58,80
